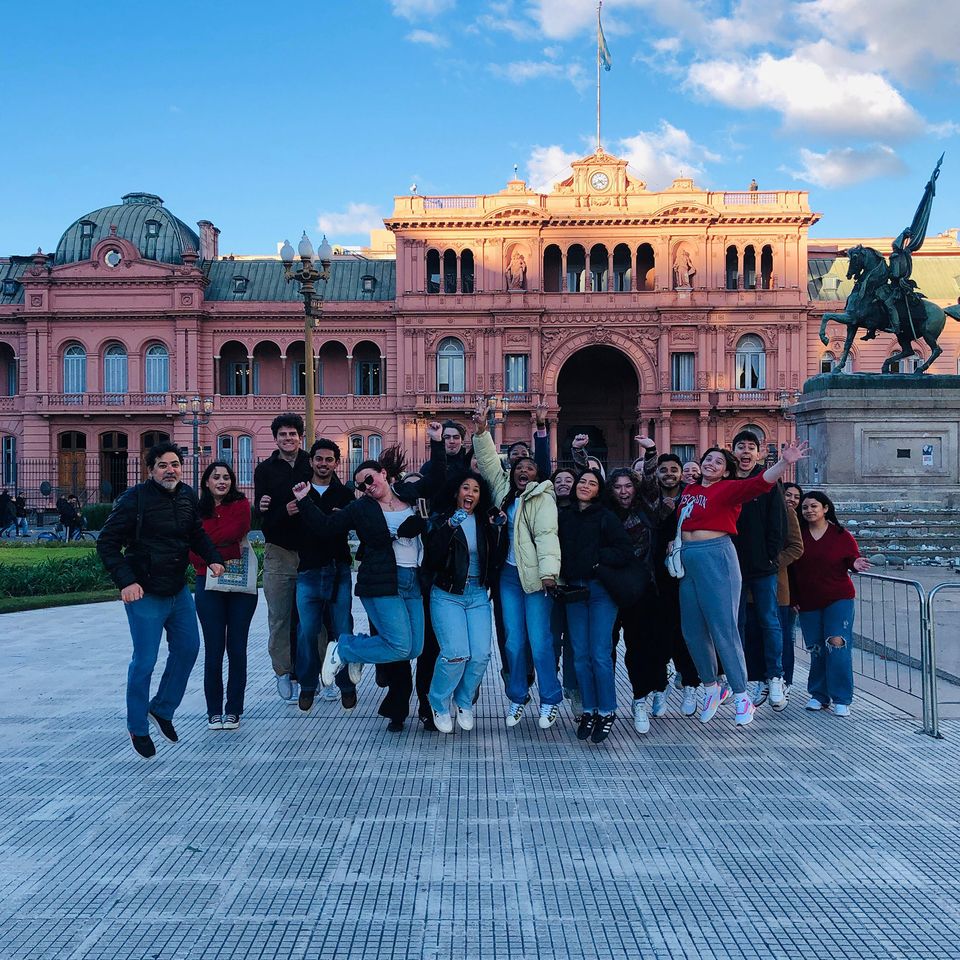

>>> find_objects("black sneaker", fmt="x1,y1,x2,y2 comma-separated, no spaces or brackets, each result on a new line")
298,690,315,712
576,712,597,741
148,711,178,743
419,712,438,732
591,713,616,743
341,689,358,710
222,714,240,729
130,733,156,758
386,718,404,733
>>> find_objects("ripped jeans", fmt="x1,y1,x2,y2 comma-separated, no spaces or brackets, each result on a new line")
799,599,854,706
428,579,493,714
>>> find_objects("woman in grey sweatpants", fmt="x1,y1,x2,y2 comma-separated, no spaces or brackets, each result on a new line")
674,441,808,728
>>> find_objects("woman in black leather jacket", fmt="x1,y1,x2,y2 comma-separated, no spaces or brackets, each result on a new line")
423,473,502,733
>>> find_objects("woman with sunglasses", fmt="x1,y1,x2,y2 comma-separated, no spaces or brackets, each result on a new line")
292,422,445,732
471,402,562,730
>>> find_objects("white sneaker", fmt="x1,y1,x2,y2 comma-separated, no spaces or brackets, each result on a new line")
831,703,851,717
769,677,786,711
505,701,525,727
680,686,698,717
320,685,340,701
433,711,454,734
749,680,768,706
734,694,755,727
347,661,364,685
700,684,721,724
805,697,826,711
632,698,650,734
320,642,343,687
276,673,293,700
538,704,560,728
783,683,792,698
648,687,669,718
456,707,475,731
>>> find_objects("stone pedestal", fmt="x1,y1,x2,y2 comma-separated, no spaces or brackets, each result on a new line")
793,373,960,509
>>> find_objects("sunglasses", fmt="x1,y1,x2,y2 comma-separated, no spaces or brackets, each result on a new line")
354,474,377,491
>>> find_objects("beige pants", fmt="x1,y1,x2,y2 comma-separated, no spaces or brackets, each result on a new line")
263,543,299,676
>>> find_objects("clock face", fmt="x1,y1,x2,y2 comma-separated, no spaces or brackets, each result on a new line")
590,171,610,190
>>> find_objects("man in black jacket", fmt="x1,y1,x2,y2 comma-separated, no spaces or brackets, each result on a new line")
294,439,357,712
732,430,788,711
254,414,313,702
97,442,224,759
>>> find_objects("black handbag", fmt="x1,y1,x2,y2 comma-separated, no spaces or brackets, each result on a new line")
596,559,648,609
550,583,591,604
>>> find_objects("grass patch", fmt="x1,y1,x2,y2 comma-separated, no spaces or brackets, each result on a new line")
0,545,97,565
0,589,117,614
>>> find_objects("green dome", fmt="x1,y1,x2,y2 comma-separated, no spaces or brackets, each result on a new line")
54,192,200,265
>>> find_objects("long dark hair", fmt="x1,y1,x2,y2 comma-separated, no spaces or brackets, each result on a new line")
800,489,844,531
699,446,738,479
503,455,539,508
783,482,803,518
354,444,407,483
435,470,493,517
574,467,605,503
605,466,640,509
198,460,246,518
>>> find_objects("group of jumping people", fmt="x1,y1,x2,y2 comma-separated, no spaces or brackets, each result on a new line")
97,405,868,758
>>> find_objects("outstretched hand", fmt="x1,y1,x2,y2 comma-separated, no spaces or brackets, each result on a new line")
634,434,656,451
852,557,872,573
781,439,810,464
471,397,489,434
426,420,443,442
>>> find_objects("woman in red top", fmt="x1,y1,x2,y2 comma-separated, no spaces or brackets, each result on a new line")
674,439,808,727
790,491,870,716
190,461,257,730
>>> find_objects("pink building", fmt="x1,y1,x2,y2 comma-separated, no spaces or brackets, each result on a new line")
2,153,959,502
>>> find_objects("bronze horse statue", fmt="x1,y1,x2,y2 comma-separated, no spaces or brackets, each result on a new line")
819,244,960,374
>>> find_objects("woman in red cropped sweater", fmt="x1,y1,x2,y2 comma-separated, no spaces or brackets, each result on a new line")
673,439,808,727
190,461,257,730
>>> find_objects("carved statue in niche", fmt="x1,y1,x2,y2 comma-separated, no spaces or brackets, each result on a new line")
673,248,696,288
505,249,527,290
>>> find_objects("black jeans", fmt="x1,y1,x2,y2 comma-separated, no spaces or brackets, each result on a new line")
618,583,672,699
655,573,702,688
194,579,259,716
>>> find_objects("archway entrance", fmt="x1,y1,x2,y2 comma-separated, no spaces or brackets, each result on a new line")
557,346,639,466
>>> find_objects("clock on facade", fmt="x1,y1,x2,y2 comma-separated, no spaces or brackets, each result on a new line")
590,171,610,190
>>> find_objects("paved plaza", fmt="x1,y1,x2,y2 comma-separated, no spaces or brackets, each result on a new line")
2,596,960,960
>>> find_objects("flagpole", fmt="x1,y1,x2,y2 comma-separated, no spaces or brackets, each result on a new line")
596,0,602,151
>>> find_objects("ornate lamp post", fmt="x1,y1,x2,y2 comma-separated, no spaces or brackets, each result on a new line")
486,394,511,445
176,395,214,491
280,232,333,443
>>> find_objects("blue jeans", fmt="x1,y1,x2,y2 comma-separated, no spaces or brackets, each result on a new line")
799,599,854,706
124,586,201,736
428,580,493,713
739,573,783,680
564,580,619,714
194,578,258,717
499,563,561,706
779,605,798,686
296,564,336,694
339,566,424,663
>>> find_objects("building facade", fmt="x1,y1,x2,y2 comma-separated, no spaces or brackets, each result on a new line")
2,151,959,502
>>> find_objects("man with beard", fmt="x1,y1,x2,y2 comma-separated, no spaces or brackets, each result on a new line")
98,443,224,758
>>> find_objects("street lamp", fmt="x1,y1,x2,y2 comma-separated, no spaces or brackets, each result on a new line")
485,394,511,445
176,395,214,491
281,231,333,443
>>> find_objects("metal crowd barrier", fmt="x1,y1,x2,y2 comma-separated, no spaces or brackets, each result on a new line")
795,572,952,739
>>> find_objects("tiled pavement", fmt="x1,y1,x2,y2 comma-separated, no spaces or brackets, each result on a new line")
1,597,959,959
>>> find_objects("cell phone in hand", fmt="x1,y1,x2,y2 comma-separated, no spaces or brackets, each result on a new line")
488,507,506,526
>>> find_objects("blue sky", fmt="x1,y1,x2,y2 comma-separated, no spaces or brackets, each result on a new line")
1,0,958,255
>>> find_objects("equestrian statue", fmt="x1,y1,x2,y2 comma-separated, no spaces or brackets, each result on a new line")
820,155,960,374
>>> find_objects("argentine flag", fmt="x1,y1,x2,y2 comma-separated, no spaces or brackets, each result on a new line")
598,17,612,71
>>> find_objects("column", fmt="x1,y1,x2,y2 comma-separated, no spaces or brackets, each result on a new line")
548,418,558,465
560,250,567,292
698,414,709,454
346,354,354,395
605,249,611,292
659,411,671,451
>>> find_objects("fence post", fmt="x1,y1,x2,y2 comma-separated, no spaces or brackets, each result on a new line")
923,587,947,740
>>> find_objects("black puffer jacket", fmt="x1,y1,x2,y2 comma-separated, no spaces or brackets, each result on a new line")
558,501,633,583
97,480,222,596
425,510,502,594
734,466,787,580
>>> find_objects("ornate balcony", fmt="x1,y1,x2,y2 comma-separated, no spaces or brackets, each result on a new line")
0,396,23,413
36,392,173,412
720,390,777,407
214,394,388,413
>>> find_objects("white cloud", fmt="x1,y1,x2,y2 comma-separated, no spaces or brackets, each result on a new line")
927,120,960,139
317,203,384,238
390,0,454,20
406,29,448,48
489,59,586,89
686,51,924,138
526,144,581,191
472,1,537,40
784,144,906,188
617,122,720,189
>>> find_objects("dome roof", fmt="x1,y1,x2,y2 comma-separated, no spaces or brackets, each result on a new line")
54,192,200,265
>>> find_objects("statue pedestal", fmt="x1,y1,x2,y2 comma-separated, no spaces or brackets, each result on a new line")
794,373,960,509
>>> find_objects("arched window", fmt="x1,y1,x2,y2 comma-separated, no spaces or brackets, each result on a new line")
436,337,465,393
589,244,608,292
217,434,233,465
636,244,655,291
63,344,87,395
735,335,766,390
612,244,632,292
740,422,766,445
726,246,740,290
820,351,836,374
1,435,15,486
543,244,562,292
566,244,586,292
460,250,475,293
426,250,441,294
743,245,757,290
443,249,457,294
103,344,128,394
760,244,774,289
144,344,169,394
368,434,382,461
237,435,253,485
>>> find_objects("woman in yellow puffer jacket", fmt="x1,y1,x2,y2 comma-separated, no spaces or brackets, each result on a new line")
472,410,562,730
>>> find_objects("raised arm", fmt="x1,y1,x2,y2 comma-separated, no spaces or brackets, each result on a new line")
635,435,659,500
762,439,809,486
